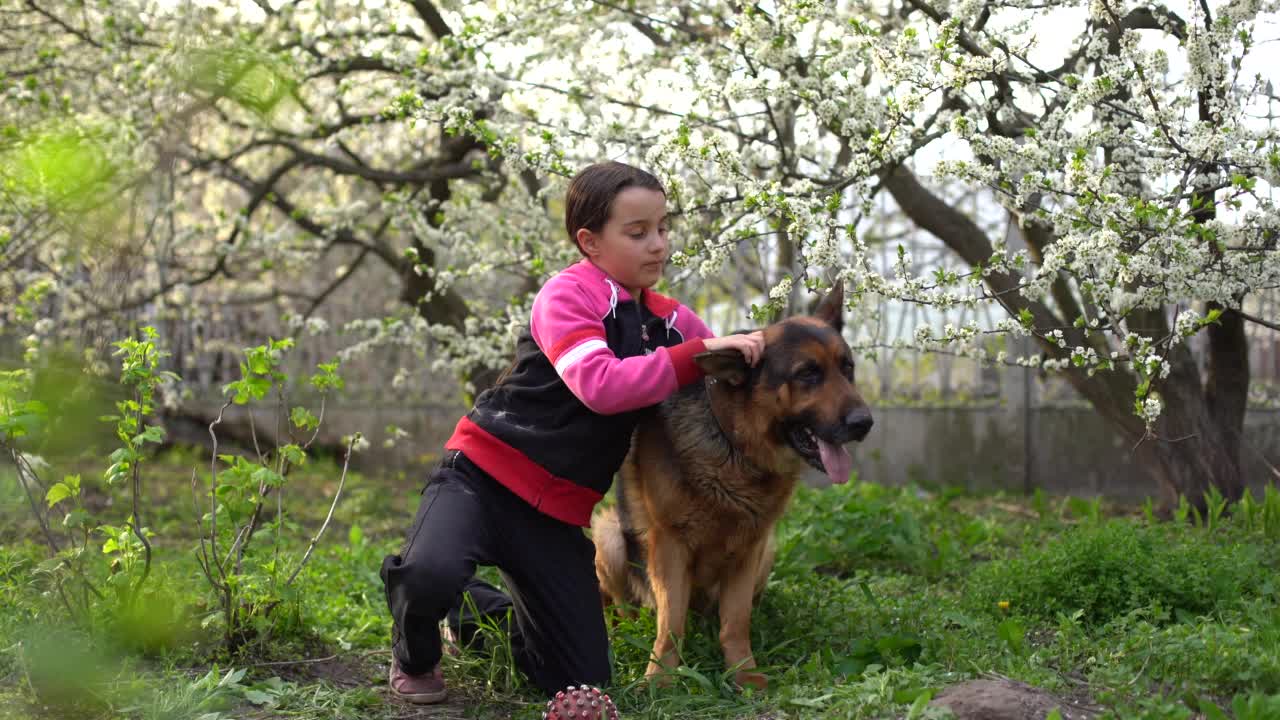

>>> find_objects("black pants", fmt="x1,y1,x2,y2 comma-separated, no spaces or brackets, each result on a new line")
380,451,611,696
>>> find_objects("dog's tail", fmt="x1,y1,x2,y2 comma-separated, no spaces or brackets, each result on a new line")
591,506,652,609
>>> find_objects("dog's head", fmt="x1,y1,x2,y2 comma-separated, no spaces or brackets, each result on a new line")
694,281,873,485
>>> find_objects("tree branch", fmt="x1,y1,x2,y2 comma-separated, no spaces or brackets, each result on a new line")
1239,310,1280,333
25,0,101,48
234,139,480,186
186,152,400,268
306,55,401,78
630,20,668,47
881,164,1144,437
407,0,453,38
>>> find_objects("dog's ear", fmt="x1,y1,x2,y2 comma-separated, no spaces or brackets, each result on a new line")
813,280,844,332
696,350,749,387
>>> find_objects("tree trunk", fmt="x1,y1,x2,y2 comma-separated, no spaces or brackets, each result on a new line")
1135,340,1246,507
1204,305,1249,486
396,150,504,397
1136,1,1249,509
1139,405,1243,509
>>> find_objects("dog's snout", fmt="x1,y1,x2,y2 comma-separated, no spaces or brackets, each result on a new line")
843,407,874,441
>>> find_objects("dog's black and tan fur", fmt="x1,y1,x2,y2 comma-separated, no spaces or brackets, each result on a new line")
592,282,873,690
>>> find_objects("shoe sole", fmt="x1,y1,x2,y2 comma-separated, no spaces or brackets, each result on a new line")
388,665,447,704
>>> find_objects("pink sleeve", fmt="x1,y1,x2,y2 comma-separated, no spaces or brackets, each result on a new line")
673,304,715,341
530,278,708,415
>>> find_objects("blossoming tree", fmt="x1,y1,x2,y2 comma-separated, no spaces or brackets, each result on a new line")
470,0,1278,505
5,0,1277,505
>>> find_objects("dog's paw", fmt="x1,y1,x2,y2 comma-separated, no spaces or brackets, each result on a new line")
644,662,676,688
733,670,768,692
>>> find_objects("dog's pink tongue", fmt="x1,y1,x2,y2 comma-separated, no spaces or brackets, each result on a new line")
817,439,853,484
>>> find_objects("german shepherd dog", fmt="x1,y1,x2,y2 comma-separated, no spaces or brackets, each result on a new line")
591,282,873,690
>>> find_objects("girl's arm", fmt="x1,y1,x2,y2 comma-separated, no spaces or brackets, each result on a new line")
531,278,707,415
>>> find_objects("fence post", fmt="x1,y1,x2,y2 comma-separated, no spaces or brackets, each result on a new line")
1001,219,1037,495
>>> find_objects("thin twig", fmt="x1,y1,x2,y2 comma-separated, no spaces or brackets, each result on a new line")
285,434,357,587
247,408,266,466
304,395,326,449
250,653,340,667
247,649,396,668
222,520,254,573
1242,435,1280,482
275,386,287,583
127,386,153,604
208,398,235,586
11,449,104,600
191,469,225,592
53,575,84,624
9,449,62,554
1132,430,1199,453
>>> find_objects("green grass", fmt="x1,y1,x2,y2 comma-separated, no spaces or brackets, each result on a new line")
3,448,1280,719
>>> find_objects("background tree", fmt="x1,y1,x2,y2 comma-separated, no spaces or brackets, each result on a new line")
462,0,1278,506
1,0,580,397
4,0,1277,505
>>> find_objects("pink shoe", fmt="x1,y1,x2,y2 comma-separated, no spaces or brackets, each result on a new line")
389,658,447,704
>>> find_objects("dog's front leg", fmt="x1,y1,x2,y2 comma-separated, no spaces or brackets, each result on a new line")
719,541,768,691
645,529,691,685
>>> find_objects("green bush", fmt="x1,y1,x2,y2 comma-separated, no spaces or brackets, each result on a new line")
970,519,1271,626
1086,600,1280,700
776,482,959,578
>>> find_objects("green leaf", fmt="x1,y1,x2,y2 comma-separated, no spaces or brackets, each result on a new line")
248,352,271,375
45,483,73,507
252,466,285,489
997,618,1025,655
1199,698,1230,720
104,461,130,486
218,667,247,688
290,406,318,431
136,425,166,444
309,360,344,392
247,375,271,399
63,509,90,529
671,665,714,693
243,689,275,706
789,694,835,708
907,689,936,719
281,444,306,466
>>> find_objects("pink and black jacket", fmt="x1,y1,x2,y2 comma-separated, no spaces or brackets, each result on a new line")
444,258,714,528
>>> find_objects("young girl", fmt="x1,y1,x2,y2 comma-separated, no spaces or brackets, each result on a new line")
380,161,765,703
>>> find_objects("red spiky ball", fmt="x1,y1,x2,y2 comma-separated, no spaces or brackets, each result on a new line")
542,685,619,720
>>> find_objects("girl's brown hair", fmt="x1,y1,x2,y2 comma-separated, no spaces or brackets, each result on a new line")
564,162,665,255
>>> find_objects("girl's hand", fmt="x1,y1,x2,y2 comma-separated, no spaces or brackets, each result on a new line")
704,331,766,366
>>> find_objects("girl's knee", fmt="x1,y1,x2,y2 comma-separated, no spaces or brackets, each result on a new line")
386,552,473,605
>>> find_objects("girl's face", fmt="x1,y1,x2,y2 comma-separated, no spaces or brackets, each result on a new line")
576,187,669,296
